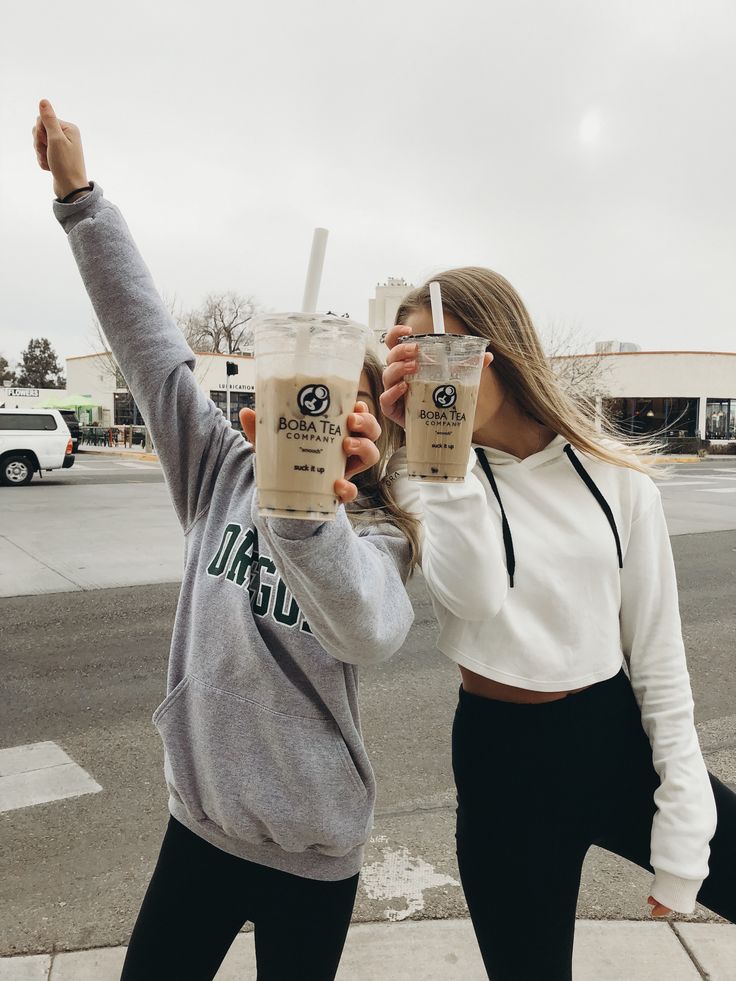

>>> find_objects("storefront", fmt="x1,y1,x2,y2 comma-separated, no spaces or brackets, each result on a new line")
705,399,736,441
553,351,736,447
603,397,699,438
66,351,256,430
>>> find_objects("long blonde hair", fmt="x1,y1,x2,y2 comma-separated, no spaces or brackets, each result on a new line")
349,346,421,573
397,267,662,474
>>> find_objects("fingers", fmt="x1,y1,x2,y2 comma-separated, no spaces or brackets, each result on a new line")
347,405,381,444
383,356,416,391
385,338,417,367
335,478,358,505
34,118,48,147
385,322,412,350
239,407,256,445
343,435,380,480
33,118,50,170
379,384,407,429
38,99,64,139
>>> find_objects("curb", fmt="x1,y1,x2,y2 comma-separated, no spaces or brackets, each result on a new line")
2,920,735,980
78,449,158,463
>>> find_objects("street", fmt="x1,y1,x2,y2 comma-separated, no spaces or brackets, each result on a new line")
0,455,735,956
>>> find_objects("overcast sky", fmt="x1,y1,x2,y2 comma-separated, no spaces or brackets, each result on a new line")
1,0,735,368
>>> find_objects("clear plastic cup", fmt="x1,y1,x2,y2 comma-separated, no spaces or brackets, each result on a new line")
401,333,488,481
254,313,368,519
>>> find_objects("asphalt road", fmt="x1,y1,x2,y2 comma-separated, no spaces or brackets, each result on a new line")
0,456,735,954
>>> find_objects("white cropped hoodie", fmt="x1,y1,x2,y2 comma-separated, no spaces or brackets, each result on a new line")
388,435,717,914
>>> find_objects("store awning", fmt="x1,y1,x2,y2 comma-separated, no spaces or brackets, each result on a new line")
41,393,99,410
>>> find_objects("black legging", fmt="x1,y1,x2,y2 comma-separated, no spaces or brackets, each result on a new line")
452,667,736,981
120,817,359,981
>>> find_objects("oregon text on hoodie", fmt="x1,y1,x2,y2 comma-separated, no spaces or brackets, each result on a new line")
388,438,717,914
53,185,414,881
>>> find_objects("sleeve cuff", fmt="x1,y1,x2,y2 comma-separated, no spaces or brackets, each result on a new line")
250,482,337,542
416,447,478,501
52,181,103,230
651,869,703,914
265,515,327,541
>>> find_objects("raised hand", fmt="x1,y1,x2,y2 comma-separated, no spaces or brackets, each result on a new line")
32,99,89,199
240,401,381,506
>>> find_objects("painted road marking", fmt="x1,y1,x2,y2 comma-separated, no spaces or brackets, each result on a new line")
361,844,461,921
0,742,101,813
703,487,736,493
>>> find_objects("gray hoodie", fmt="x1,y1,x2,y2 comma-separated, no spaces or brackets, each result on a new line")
53,184,414,881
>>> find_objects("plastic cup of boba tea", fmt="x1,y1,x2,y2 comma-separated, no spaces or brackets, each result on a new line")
253,312,368,519
401,333,488,482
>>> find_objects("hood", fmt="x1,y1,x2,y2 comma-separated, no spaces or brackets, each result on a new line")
473,434,568,469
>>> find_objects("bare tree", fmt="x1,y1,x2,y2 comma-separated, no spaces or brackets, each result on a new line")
541,321,611,401
87,317,119,385
181,292,260,355
86,293,186,386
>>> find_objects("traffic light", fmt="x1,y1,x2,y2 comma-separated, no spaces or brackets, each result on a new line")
226,361,239,376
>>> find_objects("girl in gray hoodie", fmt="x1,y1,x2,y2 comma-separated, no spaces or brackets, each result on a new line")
33,99,416,981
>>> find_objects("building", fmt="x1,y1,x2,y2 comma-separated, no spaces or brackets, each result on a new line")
369,277,414,347
17,279,735,451
365,280,735,447
1,386,77,411
555,349,736,444
62,278,418,427
65,351,256,429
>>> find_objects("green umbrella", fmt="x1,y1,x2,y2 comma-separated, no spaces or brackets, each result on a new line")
41,393,98,410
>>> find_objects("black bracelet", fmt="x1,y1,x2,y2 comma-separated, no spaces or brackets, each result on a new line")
57,184,93,204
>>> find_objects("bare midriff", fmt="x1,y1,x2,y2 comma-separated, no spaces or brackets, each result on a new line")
460,665,592,703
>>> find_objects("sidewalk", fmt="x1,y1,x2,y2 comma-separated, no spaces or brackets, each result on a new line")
1,919,735,980
78,445,158,463
77,447,720,467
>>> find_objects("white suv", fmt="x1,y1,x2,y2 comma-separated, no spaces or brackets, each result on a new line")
0,408,75,486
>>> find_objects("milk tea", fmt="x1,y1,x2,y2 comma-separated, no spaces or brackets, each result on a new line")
405,379,480,481
256,373,358,518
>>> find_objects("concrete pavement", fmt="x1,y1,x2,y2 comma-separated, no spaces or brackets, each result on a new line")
1,534,734,955
1,920,735,980
1,457,734,971
1,458,734,598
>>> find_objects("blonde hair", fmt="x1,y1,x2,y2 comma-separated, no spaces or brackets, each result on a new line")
349,346,421,573
396,267,663,474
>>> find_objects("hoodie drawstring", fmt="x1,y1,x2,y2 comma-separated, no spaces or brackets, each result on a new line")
474,443,623,589
562,444,623,570
474,447,516,587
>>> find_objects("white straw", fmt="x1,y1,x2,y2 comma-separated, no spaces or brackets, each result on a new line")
301,227,329,313
429,281,445,334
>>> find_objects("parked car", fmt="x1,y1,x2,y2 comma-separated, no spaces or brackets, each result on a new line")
59,410,81,453
0,408,75,486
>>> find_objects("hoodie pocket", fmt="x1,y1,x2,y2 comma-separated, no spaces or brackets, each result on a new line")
153,675,371,857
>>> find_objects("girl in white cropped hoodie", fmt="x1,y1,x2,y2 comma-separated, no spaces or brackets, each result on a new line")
380,267,735,981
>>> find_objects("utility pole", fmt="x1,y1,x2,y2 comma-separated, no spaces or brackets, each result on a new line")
226,360,239,427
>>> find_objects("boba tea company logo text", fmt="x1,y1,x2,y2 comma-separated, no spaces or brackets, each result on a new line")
298,384,330,416
418,383,467,425
433,385,457,409
279,382,342,443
